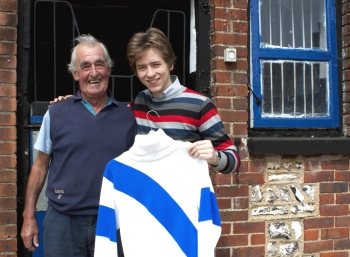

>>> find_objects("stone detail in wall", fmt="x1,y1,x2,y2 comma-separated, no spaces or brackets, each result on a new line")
280,242,299,256
302,185,315,200
267,242,277,256
253,206,289,216
266,188,278,203
268,222,291,239
252,185,263,202
290,185,304,202
269,174,298,181
279,187,290,201
291,221,302,239
290,204,314,214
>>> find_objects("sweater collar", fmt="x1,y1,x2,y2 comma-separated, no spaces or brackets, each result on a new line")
127,129,179,161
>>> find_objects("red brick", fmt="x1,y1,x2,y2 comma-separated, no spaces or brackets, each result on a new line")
336,193,350,204
214,97,231,109
217,198,231,209
218,110,248,122
251,234,265,245
217,234,248,247
320,252,349,257
232,73,248,84
320,205,349,216
0,0,18,11
0,156,16,170
0,142,16,154
0,42,16,55
212,0,231,8
321,228,349,239
213,71,232,84
0,127,16,140
0,85,16,97
334,239,350,250
320,194,334,205
0,239,16,252
0,198,16,210
215,248,230,257
213,8,247,21
304,229,319,241
0,225,16,238
232,0,248,9
304,240,333,252
320,182,348,193
0,71,16,84
213,20,231,32
304,217,334,229
0,99,16,111
211,173,232,185
321,159,350,170
232,21,248,33
0,211,16,225
232,246,264,257
0,184,16,197
234,221,265,234
335,171,350,181
232,98,248,110
304,171,334,183
221,223,231,235
249,161,265,172
0,13,17,26
304,160,320,171
215,185,248,197
232,124,247,135
235,173,264,185
220,210,248,222
211,33,248,46
0,28,16,41
0,56,16,69
335,216,350,227
233,197,248,209
216,85,248,97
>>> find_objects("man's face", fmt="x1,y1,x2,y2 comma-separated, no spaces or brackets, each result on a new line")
135,47,173,98
72,44,110,100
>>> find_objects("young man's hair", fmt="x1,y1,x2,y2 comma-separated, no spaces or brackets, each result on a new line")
68,34,114,73
126,27,176,73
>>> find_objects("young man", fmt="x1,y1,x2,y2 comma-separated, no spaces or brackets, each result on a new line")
127,27,240,174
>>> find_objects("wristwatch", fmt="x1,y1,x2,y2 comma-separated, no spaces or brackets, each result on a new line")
213,151,221,166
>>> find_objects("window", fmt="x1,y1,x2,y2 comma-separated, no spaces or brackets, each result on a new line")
250,0,339,128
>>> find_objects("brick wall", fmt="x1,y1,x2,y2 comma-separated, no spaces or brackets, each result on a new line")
210,0,350,256
0,0,17,256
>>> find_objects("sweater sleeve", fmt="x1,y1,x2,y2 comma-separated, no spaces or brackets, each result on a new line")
95,161,119,257
199,99,241,174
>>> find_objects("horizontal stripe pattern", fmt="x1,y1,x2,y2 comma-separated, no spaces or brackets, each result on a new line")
131,87,240,174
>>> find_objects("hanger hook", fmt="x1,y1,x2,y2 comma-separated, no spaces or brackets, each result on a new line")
146,110,160,131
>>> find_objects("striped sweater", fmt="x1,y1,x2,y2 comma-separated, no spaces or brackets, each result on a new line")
130,83,240,174
95,129,221,257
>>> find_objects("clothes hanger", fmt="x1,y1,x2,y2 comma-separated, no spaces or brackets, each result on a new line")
146,110,160,133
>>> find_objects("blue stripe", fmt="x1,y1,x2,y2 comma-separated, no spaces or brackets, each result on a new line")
96,205,117,242
198,188,221,226
104,160,198,257
139,92,204,106
201,121,224,138
30,116,43,124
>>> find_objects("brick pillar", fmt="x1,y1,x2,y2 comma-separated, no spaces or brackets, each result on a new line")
0,0,18,256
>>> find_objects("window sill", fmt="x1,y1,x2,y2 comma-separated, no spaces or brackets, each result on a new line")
248,137,350,155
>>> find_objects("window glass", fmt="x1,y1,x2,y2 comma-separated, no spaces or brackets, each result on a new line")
260,0,326,49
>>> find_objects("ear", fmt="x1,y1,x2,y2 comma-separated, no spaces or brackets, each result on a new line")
72,71,79,81
168,63,174,71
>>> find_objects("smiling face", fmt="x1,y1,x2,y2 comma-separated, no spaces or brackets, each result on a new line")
72,44,110,101
135,47,173,98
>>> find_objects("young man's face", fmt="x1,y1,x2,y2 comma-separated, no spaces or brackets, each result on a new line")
135,47,173,98
72,44,110,100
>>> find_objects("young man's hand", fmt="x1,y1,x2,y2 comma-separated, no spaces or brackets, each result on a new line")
49,95,73,105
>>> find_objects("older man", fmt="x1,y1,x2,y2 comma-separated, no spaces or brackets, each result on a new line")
21,34,137,257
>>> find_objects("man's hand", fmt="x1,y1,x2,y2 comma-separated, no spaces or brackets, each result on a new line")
21,217,40,252
49,94,73,105
187,140,218,165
